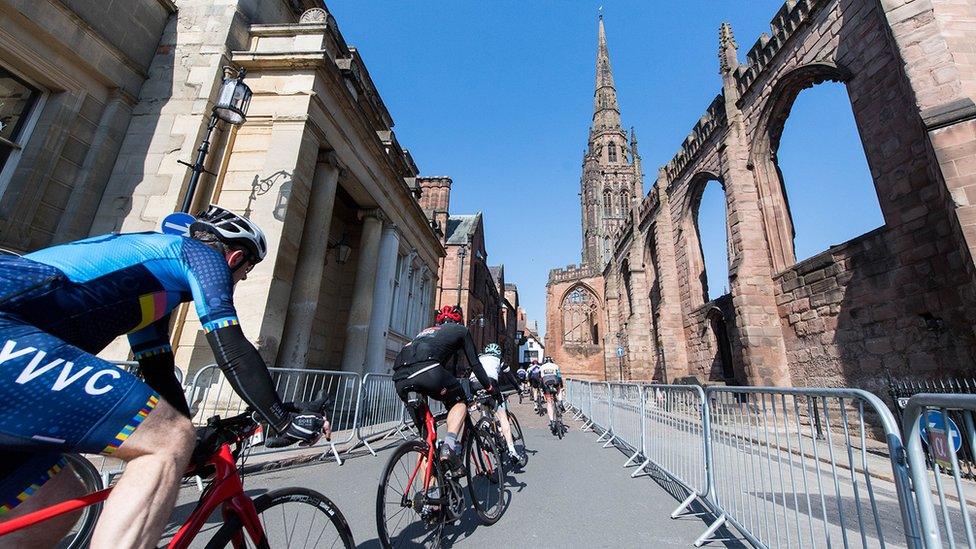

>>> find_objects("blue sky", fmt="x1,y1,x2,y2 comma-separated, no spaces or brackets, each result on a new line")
327,1,883,336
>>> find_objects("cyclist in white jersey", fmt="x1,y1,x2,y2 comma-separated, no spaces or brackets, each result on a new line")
540,356,563,431
471,344,522,465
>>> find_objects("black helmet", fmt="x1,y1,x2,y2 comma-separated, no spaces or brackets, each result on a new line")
190,204,268,263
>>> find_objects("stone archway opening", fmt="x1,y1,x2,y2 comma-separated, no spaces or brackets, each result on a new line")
691,178,729,304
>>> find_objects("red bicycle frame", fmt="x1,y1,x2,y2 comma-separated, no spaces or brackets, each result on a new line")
0,444,266,547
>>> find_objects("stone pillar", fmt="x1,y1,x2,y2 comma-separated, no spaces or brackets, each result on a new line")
278,151,341,369
340,209,384,375
653,170,691,381
883,0,976,274
720,52,791,387
364,223,401,374
624,246,654,380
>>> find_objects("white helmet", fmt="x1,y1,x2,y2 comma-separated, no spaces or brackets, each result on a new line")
190,204,267,262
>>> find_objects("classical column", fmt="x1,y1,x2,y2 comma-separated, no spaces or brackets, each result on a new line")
340,209,384,375
364,223,401,374
278,151,341,369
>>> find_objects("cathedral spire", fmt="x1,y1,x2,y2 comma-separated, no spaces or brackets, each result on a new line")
592,15,621,131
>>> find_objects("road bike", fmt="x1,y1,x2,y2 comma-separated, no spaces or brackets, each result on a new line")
376,391,506,548
469,390,528,469
0,405,354,548
544,387,567,440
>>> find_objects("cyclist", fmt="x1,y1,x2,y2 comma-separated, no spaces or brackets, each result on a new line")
527,359,542,411
471,344,522,465
0,205,328,549
392,305,497,475
540,356,563,433
515,365,527,389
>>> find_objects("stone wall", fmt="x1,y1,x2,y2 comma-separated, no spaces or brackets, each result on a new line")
595,0,976,388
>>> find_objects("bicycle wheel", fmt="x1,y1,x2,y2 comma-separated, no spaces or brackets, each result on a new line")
555,407,565,440
466,420,505,525
376,440,448,549
506,412,528,467
57,453,103,549
206,487,353,548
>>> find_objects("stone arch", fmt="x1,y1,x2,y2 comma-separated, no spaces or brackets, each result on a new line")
680,171,729,308
703,305,735,382
749,62,863,272
560,282,601,346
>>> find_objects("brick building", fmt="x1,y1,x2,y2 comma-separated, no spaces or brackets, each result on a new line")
418,176,518,356
0,0,444,376
551,0,976,392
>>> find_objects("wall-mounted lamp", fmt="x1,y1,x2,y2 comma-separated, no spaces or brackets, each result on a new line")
327,232,352,265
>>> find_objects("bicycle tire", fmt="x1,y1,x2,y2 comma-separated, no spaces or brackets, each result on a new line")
58,454,103,549
506,412,528,467
206,487,353,548
466,420,505,525
376,440,445,549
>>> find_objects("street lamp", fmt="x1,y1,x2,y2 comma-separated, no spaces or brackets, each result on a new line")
179,66,252,213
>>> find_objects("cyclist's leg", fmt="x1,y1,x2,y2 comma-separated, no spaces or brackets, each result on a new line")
544,385,555,422
0,321,194,549
0,453,85,549
93,399,194,549
493,404,516,453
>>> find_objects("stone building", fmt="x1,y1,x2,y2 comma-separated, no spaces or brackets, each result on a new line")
545,16,643,381
558,0,976,392
0,0,444,376
418,175,515,354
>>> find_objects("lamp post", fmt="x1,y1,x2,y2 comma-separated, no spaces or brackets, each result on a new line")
179,66,252,213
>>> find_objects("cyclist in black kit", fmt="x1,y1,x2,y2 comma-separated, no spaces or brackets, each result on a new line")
392,305,497,473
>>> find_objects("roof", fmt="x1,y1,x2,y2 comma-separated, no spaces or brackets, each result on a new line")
489,266,503,281
445,213,481,245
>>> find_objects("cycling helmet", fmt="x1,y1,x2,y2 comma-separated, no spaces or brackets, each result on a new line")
483,343,502,357
190,204,267,263
435,305,463,324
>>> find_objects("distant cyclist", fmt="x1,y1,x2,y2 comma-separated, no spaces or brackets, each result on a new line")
515,365,528,393
540,356,563,433
527,359,542,411
471,344,522,465
0,205,328,548
392,305,497,475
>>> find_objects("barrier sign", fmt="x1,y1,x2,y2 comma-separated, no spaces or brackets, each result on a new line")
616,347,625,358
919,410,962,469
160,212,195,237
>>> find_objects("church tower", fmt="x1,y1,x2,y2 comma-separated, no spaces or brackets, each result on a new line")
580,15,642,269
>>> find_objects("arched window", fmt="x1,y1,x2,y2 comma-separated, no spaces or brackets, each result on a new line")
603,189,612,215
562,286,600,345
608,142,617,163
694,179,729,303
619,191,629,215
775,82,882,263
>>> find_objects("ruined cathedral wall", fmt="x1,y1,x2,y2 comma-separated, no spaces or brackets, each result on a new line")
734,0,976,389
545,266,607,381
631,0,976,388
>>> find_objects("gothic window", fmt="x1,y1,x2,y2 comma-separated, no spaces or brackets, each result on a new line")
619,191,629,215
608,142,617,163
562,286,599,345
603,189,612,215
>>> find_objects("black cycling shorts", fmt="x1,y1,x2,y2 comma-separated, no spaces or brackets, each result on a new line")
529,377,541,389
393,362,466,407
543,378,560,394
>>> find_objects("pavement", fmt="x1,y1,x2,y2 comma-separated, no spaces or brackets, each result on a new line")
158,400,744,548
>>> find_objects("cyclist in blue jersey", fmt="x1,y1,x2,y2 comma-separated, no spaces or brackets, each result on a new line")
0,205,328,549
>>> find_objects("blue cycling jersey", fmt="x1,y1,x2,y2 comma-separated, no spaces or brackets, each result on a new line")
14,232,239,359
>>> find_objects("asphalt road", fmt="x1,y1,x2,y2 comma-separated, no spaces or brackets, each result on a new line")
160,400,743,548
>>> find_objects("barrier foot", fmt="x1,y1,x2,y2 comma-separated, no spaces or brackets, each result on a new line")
361,437,378,457
602,434,616,448
580,420,592,432
670,492,697,519
595,430,609,443
320,441,344,465
694,514,726,547
622,450,640,468
630,458,651,478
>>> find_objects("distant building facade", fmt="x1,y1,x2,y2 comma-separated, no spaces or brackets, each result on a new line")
0,0,444,376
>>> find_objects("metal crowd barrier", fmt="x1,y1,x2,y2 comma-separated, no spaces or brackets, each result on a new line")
565,379,974,549
636,384,710,521
186,365,361,464
351,373,410,456
904,394,976,549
